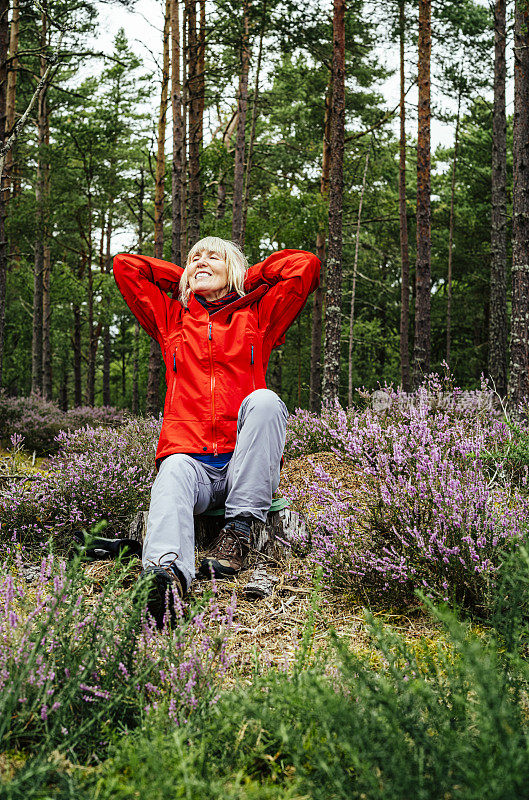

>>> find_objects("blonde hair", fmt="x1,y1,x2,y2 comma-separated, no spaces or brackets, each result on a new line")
179,236,248,307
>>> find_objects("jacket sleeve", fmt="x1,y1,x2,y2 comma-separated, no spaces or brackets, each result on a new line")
113,253,184,341
245,249,320,351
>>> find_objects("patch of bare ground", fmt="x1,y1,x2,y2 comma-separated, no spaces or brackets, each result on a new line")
80,546,443,686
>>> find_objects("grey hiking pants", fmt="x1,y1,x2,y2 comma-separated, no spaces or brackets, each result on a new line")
142,389,289,591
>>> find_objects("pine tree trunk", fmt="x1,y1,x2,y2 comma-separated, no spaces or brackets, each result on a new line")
242,0,266,247
309,76,332,412
42,241,51,398
413,0,431,386
102,214,112,406
347,152,369,407
398,0,411,392
4,0,18,194
197,0,205,222
132,168,145,416
508,0,529,408
446,89,461,367
231,0,250,247
322,0,345,405
86,187,96,405
171,0,184,266
31,10,48,396
186,0,200,245
73,304,82,406
181,2,188,256
0,0,8,388
489,0,508,397
147,0,170,417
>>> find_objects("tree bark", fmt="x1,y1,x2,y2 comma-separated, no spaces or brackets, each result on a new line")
231,0,250,247
73,304,82,406
446,87,461,367
322,0,345,405
242,0,266,247
4,0,19,195
171,0,184,266
398,0,411,392
413,0,431,386
508,0,529,408
186,0,201,245
309,76,332,412
31,8,49,396
86,185,96,405
132,167,145,416
347,151,369,407
0,0,8,388
489,0,508,397
147,0,170,417
102,212,112,406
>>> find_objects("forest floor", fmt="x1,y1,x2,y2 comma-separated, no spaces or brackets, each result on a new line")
80,448,444,684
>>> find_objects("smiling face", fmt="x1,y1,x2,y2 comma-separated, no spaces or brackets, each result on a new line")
187,249,229,301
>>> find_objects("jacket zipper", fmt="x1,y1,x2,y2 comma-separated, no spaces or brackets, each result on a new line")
207,322,218,455
169,348,178,406
250,345,256,390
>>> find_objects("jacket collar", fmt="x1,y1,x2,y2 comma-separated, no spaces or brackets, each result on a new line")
186,284,268,321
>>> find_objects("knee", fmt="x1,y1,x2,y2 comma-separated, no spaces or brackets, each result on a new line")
241,389,287,421
157,453,198,486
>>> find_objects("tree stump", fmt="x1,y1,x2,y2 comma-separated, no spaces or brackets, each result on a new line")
127,499,308,563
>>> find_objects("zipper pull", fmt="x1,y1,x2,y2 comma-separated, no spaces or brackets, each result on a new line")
208,322,212,340
251,345,254,365
173,353,176,372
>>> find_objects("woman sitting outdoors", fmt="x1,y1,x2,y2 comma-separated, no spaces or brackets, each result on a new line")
113,237,320,626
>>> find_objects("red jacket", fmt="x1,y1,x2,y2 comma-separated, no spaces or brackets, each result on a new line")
113,249,320,463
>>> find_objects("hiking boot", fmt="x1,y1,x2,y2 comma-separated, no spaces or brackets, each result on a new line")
141,563,186,629
199,519,251,578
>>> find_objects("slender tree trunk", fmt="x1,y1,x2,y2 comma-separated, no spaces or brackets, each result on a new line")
309,75,332,412
181,1,188,255
171,0,184,266
347,151,369,407
4,0,19,195
42,241,51,398
508,0,529,407
147,0,170,416
322,0,345,405
197,0,205,221
242,0,266,246
413,0,431,386
132,168,145,416
73,304,82,406
86,186,96,405
232,0,250,246
489,0,508,396
446,88,461,367
102,212,112,406
31,9,48,395
186,0,200,245
398,0,411,392
0,0,8,387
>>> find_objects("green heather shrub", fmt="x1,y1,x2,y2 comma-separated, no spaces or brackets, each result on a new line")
15,550,529,800
0,553,234,799
0,392,127,456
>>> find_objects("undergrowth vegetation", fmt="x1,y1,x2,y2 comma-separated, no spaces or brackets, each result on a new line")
2,376,529,798
4,550,529,799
